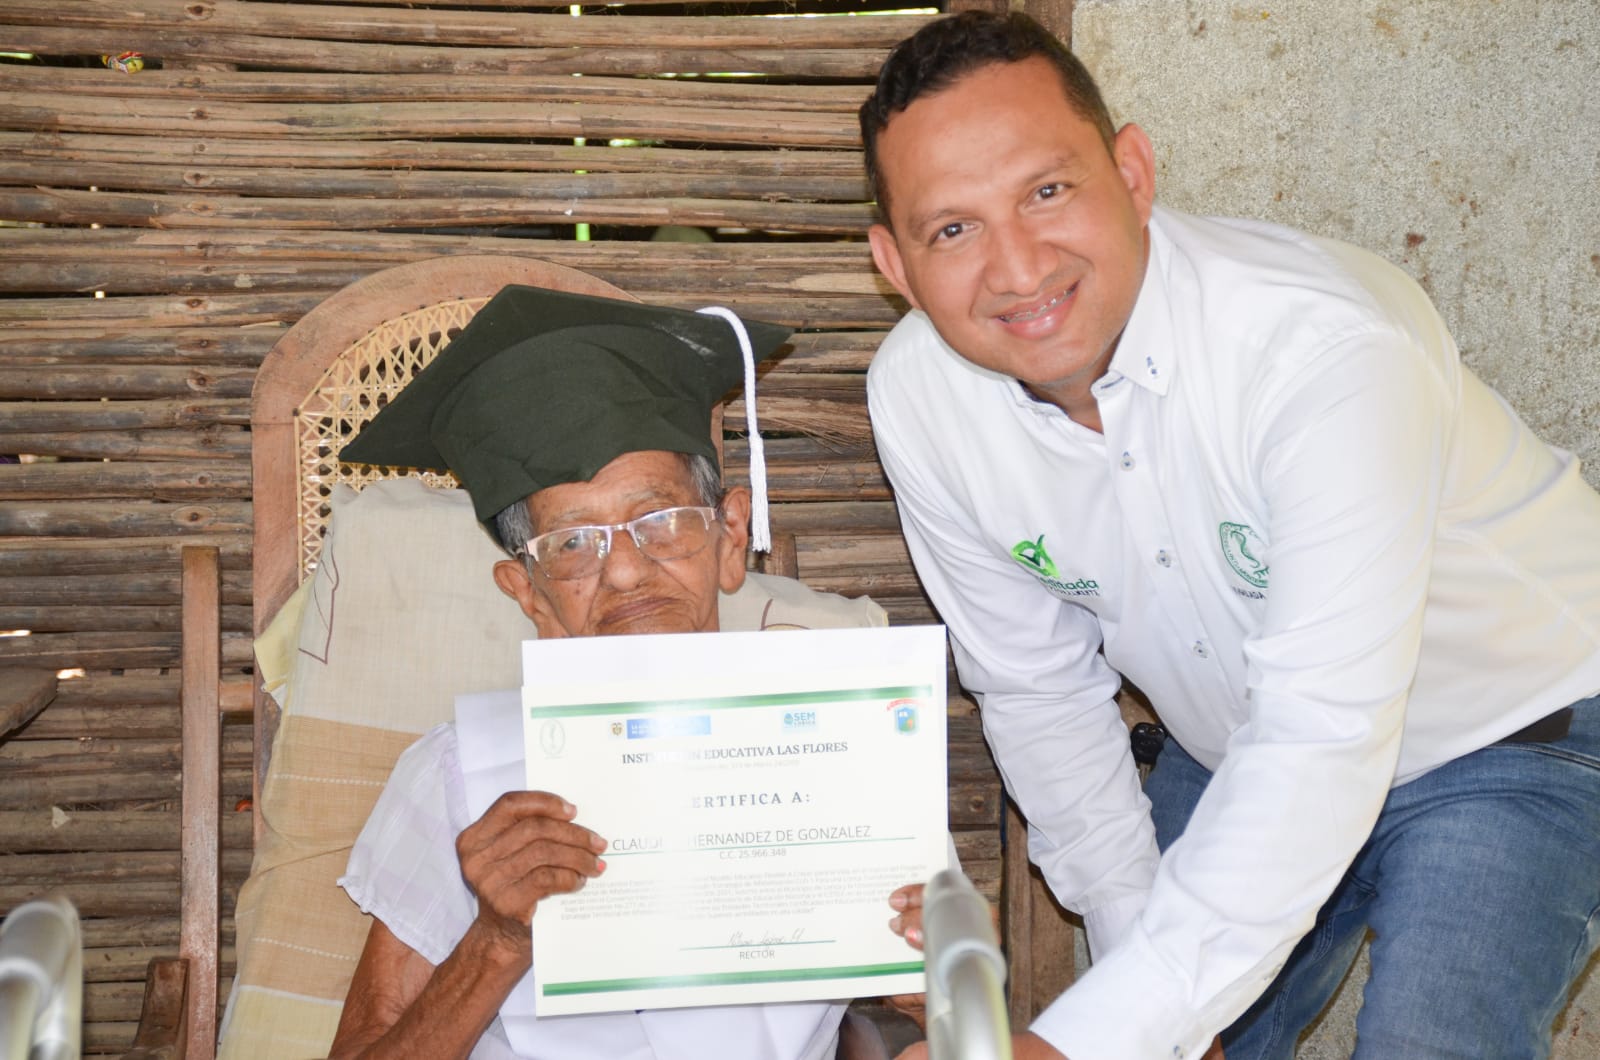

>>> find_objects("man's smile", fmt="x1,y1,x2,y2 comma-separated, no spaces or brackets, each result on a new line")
996,284,1076,325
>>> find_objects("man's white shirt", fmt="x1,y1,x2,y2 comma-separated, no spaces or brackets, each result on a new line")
867,206,1600,1060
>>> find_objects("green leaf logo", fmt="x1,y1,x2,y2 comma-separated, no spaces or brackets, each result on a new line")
1010,534,1060,579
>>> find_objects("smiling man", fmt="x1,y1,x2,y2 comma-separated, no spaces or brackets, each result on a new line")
325,286,852,1060
861,12,1600,1060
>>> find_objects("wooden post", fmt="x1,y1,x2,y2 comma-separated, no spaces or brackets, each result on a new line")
1002,798,1079,1027
180,546,221,1060
0,669,57,739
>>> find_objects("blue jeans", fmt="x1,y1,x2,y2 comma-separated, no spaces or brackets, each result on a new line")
1145,693,1600,1060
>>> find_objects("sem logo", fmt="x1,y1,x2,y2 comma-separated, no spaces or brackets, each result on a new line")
1219,521,1269,589
783,710,817,731
1010,535,1060,578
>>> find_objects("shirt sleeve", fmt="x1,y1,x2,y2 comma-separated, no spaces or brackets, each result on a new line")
1033,329,1454,1060
339,723,477,967
867,377,1162,954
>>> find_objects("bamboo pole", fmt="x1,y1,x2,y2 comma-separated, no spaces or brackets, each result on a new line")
0,133,868,177
0,733,250,777
0,631,254,670
0,65,875,112
11,1,928,51
17,705,181,740
0,247,890,305
0,605,252,634
0,366,256,400
0,539,252,577
1,263,373,298
0,429,252,462
0,326,279,366
0,874,245,915
81,917,235,949
0,188,876,237
790,569,925,596
0,230,880,271
13,694,249,739
0,292,317,329
763,501,901,533
0,26,891,78
0,160,868,205
0,296,894,339
0,93,863,148
795,534,914,570
0,573,252,605
0,501,253,537
0,811,253,853
0,462,252,500
82,943,237,985
0,858,249,890
0,400,251,431
1,260,890,300
0,768,253,810
726,462,891,501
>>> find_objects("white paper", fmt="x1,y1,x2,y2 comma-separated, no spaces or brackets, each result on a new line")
520,625,949,1016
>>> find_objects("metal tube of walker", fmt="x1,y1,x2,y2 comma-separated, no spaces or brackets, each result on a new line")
922,869,1011,1060
0,894,83,1060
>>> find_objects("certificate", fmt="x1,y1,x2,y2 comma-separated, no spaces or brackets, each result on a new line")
522,624,948,1016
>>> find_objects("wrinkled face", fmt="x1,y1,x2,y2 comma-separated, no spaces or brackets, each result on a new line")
493,450,749,639
867,58,1155,418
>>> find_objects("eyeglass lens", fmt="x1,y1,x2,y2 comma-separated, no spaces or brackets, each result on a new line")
532,506,715,580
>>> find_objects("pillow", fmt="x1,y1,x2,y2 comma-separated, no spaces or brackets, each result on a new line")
220,479,884,1058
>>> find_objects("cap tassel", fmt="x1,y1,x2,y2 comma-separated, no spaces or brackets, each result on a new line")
695,306,770,553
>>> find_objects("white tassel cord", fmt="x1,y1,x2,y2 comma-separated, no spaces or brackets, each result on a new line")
695,305,770,553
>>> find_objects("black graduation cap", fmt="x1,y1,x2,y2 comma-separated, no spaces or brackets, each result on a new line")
339,285,792,530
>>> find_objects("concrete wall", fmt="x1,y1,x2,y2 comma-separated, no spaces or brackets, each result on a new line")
1074,0,1600,485
1070,2,1599,1055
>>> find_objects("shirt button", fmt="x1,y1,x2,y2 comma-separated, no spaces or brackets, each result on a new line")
1156,549,1172,567
1192,641,1209,659
1119,451,1136,470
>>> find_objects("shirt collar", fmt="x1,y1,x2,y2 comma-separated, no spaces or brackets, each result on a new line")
1099,207,1178,399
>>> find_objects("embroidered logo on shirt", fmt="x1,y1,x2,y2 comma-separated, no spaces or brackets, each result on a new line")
1219,521,1269,589
1010,534,1060,578
1010,534,1102,598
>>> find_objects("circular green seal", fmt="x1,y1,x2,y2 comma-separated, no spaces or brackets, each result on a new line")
1219,521,1269,589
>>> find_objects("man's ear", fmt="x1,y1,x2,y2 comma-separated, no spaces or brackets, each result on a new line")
1112,123,1157,226
716,487,752,595
868,223,919,310
492,557,568,639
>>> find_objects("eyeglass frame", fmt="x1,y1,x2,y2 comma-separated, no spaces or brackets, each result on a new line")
520,504,724,581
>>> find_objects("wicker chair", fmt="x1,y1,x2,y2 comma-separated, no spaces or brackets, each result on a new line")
132,255,887,1059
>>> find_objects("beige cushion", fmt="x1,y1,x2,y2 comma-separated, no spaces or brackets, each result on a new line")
221,479,884,1058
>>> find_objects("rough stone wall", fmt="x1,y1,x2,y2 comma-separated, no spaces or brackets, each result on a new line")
1075,0,1599,484
1072,2,1599,1055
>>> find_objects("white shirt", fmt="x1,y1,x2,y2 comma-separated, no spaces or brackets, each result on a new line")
340,723,845,1060
867,206,1600,1060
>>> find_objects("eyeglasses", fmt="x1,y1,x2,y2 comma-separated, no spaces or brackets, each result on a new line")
524,506,720,581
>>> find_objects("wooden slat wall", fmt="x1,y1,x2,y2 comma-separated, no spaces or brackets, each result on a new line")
0,1,1015,1052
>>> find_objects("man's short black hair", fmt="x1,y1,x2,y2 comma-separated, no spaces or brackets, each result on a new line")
859,11,1118,223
